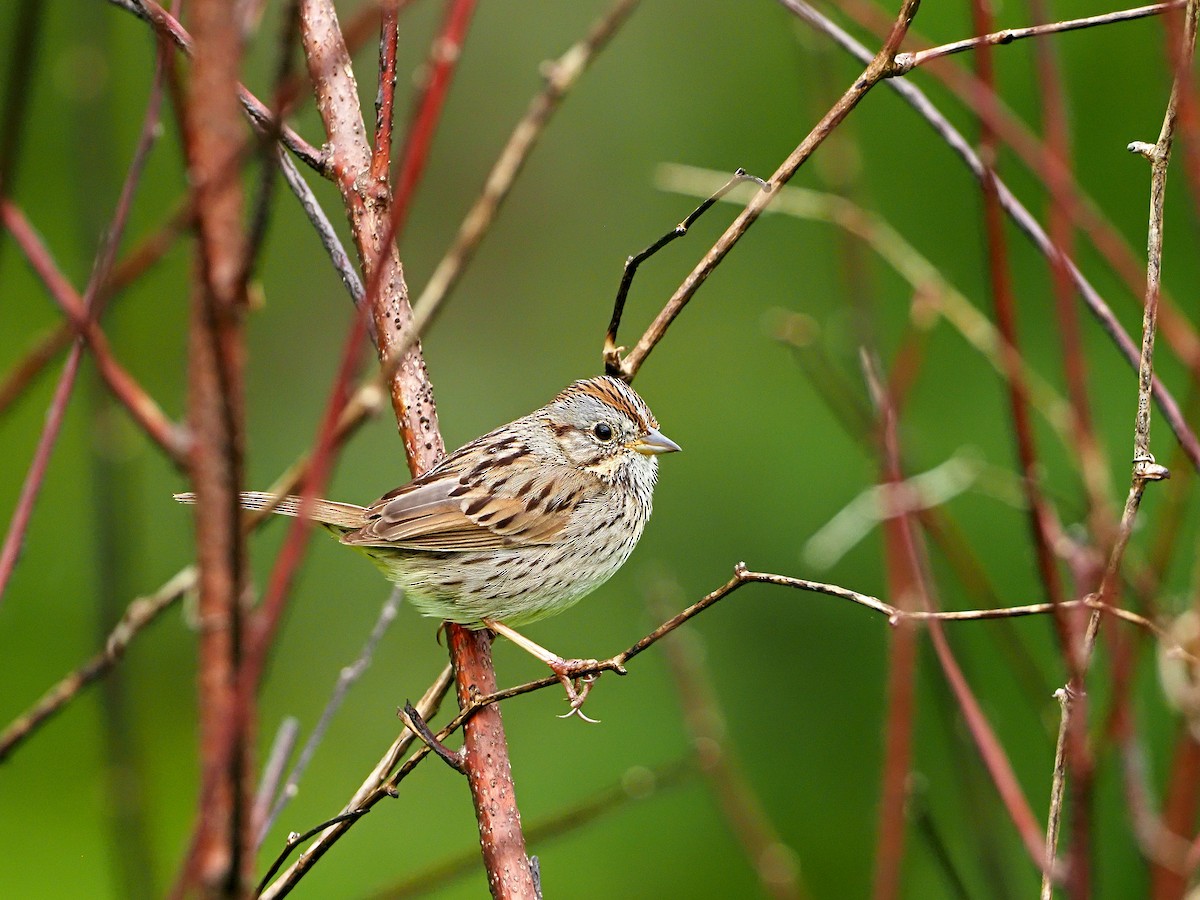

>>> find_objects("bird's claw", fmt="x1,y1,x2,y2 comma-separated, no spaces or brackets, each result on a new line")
558,705,601,724
549,660,602,723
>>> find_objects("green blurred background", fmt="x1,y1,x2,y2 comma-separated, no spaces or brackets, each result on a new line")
2,1,1197,897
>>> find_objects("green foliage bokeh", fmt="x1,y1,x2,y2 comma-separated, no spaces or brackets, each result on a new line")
1,1,1196,897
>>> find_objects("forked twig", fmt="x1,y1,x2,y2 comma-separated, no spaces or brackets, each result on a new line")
610,0,924,383
892,1,1186,73
779,0,1200,473
603,168,767,375
256,588,405,842
258,665,455,897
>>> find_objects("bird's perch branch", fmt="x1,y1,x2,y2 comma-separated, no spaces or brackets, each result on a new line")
296,2,536,896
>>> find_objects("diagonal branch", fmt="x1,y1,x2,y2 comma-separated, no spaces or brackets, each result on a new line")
612,0,923,383
892,1,1186,72
779,0,1200,474
0,200,185,462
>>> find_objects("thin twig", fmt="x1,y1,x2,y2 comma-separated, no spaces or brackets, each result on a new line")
437,566,1194,724
1041,689,1072,899
112,0,374,308
0,45,175,608
656,167,1076,462
892,1,1185,72
115,0,326,172
259,665,455,898
413,0,642,323
0,200,185,462
1043,1,1199,890
253,718,300,840
863,350,923,900
604,169,765,374
0,323,74,415
275,148,365,304
0,345,85,609
612,0,924,382
389,0,478,241
257,588,404,843
779,0,1200,473
849,0,1200,409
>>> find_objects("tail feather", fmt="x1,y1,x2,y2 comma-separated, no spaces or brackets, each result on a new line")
174,491,368,531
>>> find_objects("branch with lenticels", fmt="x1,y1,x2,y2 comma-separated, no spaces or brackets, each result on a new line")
294,2,538,898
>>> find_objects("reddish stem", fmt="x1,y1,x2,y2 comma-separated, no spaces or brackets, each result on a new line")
177,0,254,892
831,0,1200,467
243,307,371,688
297,3,534,896
391,0,478,240
134,0,325,172
0,32,171,607
0,200,183,462
370,0,400,185
0,323,75,416
0,344,85,608
872,468,921,897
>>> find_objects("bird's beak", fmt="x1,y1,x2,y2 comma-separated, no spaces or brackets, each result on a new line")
632,428,682,456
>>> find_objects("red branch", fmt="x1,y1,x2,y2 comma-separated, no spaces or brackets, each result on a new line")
0,200,184,462
870,370,921,900
370,0,400,185
0,345,85,609
134,0,325,173
391,0,478,240
177,0,253,892
297,2,534,896
0,41,173,608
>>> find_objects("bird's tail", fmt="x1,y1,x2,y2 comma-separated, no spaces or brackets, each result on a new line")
174,491,368,532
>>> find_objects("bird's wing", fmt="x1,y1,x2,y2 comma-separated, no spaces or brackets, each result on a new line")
341,445,592,552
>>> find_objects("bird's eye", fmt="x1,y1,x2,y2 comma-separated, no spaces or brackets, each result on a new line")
593,422,614,442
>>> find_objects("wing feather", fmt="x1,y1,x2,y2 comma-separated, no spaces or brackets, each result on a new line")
340,442,590,552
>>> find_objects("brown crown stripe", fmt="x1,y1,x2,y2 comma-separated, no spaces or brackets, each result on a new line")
560,377,656,432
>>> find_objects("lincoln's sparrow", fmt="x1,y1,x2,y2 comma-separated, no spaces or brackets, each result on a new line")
177,375,678,715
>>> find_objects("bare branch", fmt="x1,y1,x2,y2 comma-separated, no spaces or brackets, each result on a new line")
613,0,924,382
893,1,1186,73
257,588,404,842
0,200,185,463
1044,0,1198,888
177,0,254,888
259,666,455,898
779,0,1200,473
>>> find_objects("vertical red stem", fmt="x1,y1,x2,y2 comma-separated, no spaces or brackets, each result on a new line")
181,0,253,892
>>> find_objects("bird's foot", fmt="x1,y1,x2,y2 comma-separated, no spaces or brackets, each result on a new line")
547,658,603,723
